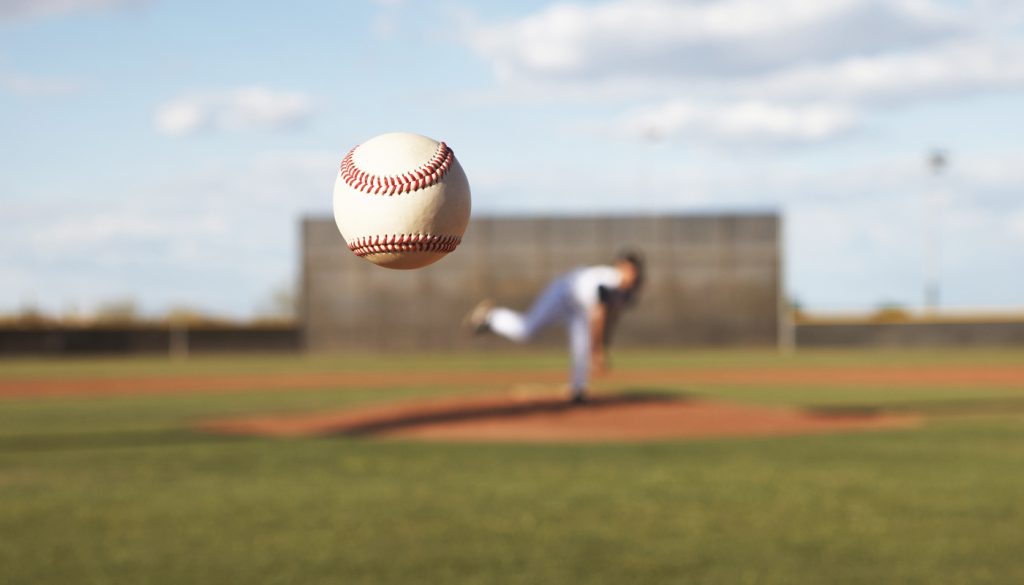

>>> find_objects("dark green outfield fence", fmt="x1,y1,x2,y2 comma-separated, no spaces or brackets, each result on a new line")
2,320,1022,356
0,326,301,356
796,320,1024,347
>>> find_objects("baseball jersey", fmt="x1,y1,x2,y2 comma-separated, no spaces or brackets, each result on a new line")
569,265,623,311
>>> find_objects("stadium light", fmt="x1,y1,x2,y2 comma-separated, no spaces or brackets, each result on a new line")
925,149,948,314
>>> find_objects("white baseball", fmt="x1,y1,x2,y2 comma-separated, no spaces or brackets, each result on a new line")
333,132,471,270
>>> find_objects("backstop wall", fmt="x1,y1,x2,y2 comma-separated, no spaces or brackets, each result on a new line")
301,213,782,351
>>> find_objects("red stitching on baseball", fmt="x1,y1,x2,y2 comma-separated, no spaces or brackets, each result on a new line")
347,233,462,257
339,142,454,196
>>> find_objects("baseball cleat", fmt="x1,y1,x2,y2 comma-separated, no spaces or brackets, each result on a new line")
570,392,587,405
463,299,494,335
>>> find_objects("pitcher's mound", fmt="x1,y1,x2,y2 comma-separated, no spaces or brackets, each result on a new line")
197,392,919,442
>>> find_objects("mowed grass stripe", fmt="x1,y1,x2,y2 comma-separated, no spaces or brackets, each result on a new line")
3,348,1024,379
1,423,1023,584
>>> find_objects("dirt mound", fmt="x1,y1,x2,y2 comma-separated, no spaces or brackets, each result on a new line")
197,392,919,443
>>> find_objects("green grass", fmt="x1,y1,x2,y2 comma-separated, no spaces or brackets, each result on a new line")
1,348,1023,584
3,347,1023,379
0,351,570,379
670,383,1024,410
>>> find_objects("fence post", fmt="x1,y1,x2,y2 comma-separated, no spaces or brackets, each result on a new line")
169,320,189,359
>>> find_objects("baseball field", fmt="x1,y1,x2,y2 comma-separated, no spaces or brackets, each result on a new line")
2,348,1023,584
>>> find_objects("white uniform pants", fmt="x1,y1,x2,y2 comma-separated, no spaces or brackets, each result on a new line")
486,276,591,397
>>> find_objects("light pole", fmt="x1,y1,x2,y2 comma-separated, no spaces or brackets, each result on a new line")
925,149,948,314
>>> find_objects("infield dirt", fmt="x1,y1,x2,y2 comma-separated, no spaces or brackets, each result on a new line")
196,391,919,442
10,362,1014,442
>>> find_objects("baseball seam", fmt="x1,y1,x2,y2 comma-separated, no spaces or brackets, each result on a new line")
340,142,454,196
347,233,461,257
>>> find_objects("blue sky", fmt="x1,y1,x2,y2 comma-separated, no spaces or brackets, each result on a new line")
3,0,1024,318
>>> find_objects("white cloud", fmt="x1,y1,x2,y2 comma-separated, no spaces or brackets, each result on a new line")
1,150,336,317
3,76,79,96
766,158,1024,309
956,154,1024,189
28,213,226,251
369,0,405,38
465,0,1024,146
615,100,858,144
470,0,963,83
971,0,1024,30
1011,212,1024,243
154,87,314,137
747,39,1024,103
0,0,143,21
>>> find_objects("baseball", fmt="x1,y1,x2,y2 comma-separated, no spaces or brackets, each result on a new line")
333,132,472,270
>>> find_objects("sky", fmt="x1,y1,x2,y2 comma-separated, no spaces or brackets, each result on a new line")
2,0,1024,318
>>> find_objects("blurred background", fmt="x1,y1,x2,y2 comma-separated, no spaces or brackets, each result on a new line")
3,0,1024,354
4,3,1024,584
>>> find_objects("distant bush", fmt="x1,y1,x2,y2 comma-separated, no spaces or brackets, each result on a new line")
92,299,142,325
161,306,237,328
0,305,58,327
869,304,911,323
2,284,299,329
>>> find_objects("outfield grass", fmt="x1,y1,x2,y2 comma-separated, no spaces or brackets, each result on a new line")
3,346,1024,379
1,349,1023,584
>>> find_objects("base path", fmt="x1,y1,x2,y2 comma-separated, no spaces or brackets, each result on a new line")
197,392,919,443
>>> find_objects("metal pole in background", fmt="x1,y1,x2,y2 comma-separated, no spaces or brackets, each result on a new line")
925,149,948,315
777,215,795,355
169,317,189,359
